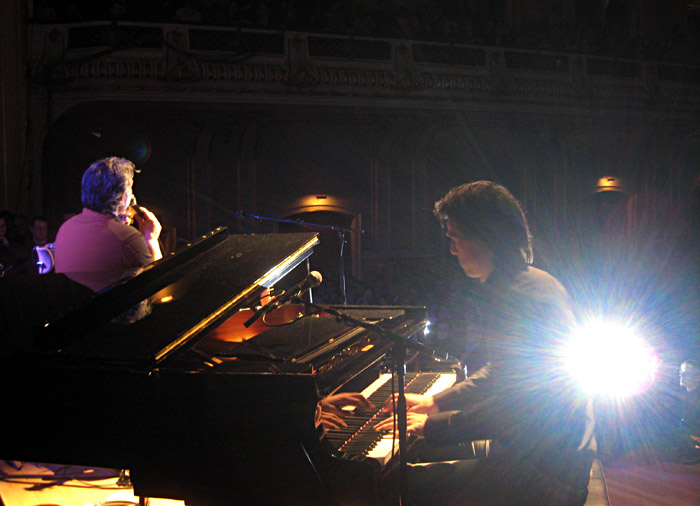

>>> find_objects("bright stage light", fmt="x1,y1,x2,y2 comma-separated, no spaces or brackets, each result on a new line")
563,320,658,397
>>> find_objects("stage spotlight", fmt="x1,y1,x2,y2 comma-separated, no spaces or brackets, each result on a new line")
563,320,658,398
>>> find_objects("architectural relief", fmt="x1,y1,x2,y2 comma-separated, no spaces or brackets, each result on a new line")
642,62,660,105
25,23,700,111
163,29,201,82
391,43,423,90
287,36,319,87
487,49,510,94
570,55,592,98
33,29,68,84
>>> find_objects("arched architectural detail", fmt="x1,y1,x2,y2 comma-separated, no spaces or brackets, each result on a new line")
231,119,265,233
280,195,363,279
191,120,218,237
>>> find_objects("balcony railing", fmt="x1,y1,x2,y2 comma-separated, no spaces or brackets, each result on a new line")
27,21,700,103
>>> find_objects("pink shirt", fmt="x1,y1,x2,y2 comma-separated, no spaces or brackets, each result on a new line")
55,208,154,292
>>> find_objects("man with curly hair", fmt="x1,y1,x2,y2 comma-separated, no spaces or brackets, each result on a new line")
54,157,162,292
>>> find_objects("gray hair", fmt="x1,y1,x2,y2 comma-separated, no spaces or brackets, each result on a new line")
81,157,136,214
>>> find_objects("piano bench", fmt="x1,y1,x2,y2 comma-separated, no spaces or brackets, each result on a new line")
584,459,610,506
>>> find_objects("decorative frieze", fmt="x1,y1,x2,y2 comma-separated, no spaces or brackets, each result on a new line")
27,22,700,110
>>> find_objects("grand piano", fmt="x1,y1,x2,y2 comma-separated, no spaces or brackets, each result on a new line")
1,228,456,505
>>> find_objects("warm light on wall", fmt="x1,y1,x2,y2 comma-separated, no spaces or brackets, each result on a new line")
284,194,357,215
593,176,627,193
297,194,339,208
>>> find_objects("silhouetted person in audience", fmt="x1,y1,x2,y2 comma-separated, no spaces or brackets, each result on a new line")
10,214,30,246
30,215,50,247
679,360,700,450
13,215,50,275
62,207,80,223
0,214,20,276
0,212,11,248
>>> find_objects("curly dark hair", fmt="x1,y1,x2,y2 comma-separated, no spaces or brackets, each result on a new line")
434,181,533,273
81,157,136,214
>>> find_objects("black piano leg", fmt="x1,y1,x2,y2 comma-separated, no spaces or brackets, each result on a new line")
116,469,150,505
117,468,132,487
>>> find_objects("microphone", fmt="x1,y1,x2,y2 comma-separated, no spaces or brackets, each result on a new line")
244,271,322,328
276,271,322,306
130,194,147,219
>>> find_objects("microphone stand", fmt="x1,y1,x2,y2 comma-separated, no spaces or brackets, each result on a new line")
300,299,438,506
236,210,353,304
338,230,347,305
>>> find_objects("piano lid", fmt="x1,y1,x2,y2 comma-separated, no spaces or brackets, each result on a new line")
37,228,319,366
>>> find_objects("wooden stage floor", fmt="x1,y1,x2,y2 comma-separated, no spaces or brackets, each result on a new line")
602,450,700,506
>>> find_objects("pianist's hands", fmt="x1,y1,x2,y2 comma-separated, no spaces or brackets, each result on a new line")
381,392,439,416
373,412,429,438
374,393,438,438
315,393,375,431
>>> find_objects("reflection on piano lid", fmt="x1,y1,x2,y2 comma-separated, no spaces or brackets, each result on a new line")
184,305,424,394
36,228,319,365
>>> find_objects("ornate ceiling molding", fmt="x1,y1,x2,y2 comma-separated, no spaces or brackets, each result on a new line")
29,23,700,113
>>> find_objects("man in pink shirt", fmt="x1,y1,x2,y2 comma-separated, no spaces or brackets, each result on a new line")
54,157,162,292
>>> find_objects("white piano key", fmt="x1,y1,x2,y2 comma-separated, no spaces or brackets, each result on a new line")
422,373,456,398
361,373,393,398
366,434,398,466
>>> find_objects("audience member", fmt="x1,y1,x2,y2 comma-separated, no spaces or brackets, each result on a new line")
62,208,80,223
0,214,20,277
680,360,700,443
10,214,30,247
0,212,11,248
33,0,57,22
13,215,50,275
173,0,203,23
30,215,50,247
109,0,127,20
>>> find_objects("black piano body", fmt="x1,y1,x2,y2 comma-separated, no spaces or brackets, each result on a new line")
1,228,431,505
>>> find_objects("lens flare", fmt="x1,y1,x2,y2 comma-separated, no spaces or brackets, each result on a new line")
563,320,658,397
127,138,152,164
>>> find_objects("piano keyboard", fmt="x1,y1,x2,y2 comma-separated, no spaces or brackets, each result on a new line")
325,372,456,467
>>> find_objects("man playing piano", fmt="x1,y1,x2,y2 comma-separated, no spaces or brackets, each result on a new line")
326,181,595,505
54,157,162,293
